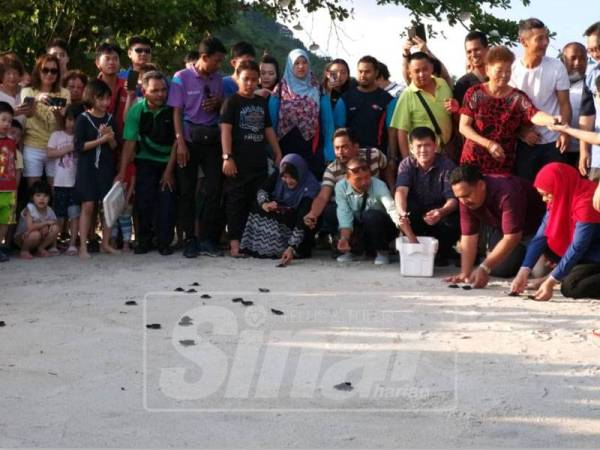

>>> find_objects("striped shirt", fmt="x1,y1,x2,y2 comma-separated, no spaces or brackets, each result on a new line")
321,147,387,189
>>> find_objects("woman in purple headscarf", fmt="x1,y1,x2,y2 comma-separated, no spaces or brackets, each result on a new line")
240,154,320,266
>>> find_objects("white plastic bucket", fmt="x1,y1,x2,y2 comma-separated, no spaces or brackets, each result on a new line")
395,236,439,277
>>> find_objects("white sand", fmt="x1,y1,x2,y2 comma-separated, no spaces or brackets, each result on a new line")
1,251,599,447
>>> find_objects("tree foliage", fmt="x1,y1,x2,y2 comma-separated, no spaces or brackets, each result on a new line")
1,0,530,74
248,0,532,45
0,0,238,73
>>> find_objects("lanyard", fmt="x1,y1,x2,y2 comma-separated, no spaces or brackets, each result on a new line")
82,112,112,168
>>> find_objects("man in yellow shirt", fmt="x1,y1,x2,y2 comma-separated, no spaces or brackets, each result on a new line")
390,52,453,160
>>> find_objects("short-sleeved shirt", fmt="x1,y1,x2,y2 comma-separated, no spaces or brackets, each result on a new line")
335,177,400,230
390,77,453,144
168,67,224,141
459,175,545,237
510,57,570,144
123,99,174,164
335,87,393,150
14,203,57,238
219,93,271,174
0,90,25,125
321,147,387,189
460,85,538,174
0,136,17,192
47,131,76,188
453,72,484,105
21,87,71,149
395,154,456,211
567,79,597,153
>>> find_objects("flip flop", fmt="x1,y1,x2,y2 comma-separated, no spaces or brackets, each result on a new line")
66,246,78,256
47,247,60,256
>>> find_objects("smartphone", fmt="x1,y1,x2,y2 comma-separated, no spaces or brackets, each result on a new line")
127,70,139,91
407,24,427,42
22,96,35,106
48,97,67,108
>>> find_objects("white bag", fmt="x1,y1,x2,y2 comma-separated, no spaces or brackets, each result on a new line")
103,181,126,228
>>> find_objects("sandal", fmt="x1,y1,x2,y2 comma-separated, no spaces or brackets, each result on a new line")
66,245,78,256
47,247,60,256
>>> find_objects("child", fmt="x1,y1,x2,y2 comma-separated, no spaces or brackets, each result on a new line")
74,79,118,258
0,102,17,262
220,60,283,257
14,181,59,259
111,159,135,252
47,104,82,255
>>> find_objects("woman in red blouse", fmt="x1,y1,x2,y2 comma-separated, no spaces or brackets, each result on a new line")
459,46,559,175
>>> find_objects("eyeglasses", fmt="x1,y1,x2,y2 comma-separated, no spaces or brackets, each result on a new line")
41,67,59,75
133,47,152,54
347,165,369,174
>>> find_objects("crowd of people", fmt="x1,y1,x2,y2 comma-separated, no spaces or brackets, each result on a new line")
1,17,600,301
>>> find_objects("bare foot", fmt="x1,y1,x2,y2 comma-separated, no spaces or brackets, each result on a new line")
122,242,131,253
37,248,50,257
20,250,33,260
101,245,121,255
79,248,91,259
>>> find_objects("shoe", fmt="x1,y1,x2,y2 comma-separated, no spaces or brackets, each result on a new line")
197,240,223,257
336,252,354,263
374,252,389,265
0,250,8,262
134,242,150,255
158,245,173,256
183,237,199,258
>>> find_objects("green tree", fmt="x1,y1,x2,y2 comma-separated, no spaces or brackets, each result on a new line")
0,0,238,73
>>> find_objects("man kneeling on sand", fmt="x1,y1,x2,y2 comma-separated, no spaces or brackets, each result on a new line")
445,165,545,288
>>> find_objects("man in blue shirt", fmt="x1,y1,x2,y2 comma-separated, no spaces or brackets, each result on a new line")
335,157,400,265
222,42,256,98
118,36,153,98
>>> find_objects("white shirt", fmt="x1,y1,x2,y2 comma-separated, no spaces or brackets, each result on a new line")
0,89,25,126
47,131,77,187
586,63,600,168
510,56,570,144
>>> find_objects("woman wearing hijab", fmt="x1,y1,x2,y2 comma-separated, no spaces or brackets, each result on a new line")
269,49,327,178
511,163,600,300
240,153,320,266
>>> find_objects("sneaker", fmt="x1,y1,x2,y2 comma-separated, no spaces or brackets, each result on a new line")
0,250,8,262
183,237,198,258
197,240,223,257
336,252,354,263
374,252,389,265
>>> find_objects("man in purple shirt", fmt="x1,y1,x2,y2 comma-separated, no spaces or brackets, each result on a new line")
169,37,226,258
445,165,545,288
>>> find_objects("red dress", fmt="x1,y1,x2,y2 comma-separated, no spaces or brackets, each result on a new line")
460,84,538,175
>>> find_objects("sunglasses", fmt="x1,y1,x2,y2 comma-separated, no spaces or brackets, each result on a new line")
134,47,152,54
347,165,369,174
41,67,59,75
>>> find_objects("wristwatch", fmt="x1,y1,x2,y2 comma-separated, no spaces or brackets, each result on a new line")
222,154,233,161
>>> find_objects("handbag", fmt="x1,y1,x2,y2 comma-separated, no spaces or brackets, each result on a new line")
187,122,220,145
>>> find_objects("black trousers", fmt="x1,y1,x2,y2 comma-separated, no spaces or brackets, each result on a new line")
223,172,267,241
135,159,176,247
280,127,324,180
482,226,528,278
319,201,338,235
176,140,223,243
515,140,566,182
561,262,600,299
408,208,460,257
356,209,398,252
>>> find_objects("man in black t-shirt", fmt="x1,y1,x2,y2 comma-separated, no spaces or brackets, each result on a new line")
453,31,489,105
333,55,396,187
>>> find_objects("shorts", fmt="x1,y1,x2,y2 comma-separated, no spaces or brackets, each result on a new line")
0,191,17,225
53,186,80,219
23,145,56,178
589,167,600,182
